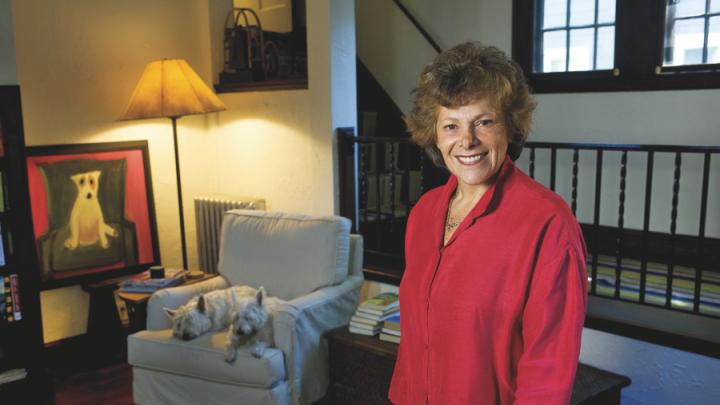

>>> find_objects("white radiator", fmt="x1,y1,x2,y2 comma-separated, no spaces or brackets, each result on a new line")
194,196,266,273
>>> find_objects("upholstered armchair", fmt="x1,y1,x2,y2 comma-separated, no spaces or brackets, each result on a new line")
128,210,364,405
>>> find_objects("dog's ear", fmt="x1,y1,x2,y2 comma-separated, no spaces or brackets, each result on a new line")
164,308,177,318
197,295,206,313
256,286,266,306
230,288,238,305
70,173,82,185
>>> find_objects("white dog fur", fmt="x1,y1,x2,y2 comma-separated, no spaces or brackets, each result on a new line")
224,286,284,362
164,285,258,341
65,170,117,250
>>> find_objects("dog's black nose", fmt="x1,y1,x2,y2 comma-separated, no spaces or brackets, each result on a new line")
86,192,93,199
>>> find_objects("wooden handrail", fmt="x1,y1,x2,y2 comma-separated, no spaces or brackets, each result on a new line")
391,0,442,53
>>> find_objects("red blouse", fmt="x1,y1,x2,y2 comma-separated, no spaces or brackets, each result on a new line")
389,158,588,405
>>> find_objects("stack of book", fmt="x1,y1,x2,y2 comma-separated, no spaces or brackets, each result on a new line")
379,313,400,344
120,268,188,293
349,292,399,336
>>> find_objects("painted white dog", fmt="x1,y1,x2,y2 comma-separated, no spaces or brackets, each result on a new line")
65,170,117,250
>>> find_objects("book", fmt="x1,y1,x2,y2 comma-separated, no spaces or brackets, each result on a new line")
0,171,5,212
349,320,381,332
379,332,400,344
0,368,27,384
3,275,12,322
383,313,400,331
355,306,399,318
349,324,381,336
351,314,382,326
9,273,20,320
381,327,400,337
0,223,5,267
120,269,187,293
359,292,399,312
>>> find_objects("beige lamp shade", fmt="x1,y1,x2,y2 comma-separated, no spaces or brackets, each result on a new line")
119,59,226,120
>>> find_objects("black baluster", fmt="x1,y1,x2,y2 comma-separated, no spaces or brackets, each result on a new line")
360,144,368,227
694,153,711,314
389,142,396,232
639,151,654,304
529,147,535,179
591,150,603,295
615,151,627,299
375,142,383,249
571,149,579,216
666,152,681,308
550,148,557,191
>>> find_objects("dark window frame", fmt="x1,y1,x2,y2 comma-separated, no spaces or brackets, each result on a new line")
513,0,720,93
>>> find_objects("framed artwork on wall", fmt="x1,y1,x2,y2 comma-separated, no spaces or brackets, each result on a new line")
26,140,160,288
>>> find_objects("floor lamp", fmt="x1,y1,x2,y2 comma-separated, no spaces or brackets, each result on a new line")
119,59,226,270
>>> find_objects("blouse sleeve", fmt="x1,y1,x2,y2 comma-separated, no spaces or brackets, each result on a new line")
514,244,588,405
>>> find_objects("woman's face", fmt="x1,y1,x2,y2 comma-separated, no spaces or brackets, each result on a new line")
435,98,509,191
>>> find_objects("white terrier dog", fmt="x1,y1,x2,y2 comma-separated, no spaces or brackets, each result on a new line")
224,286,284,362
164,285,257,341
65,170,118,250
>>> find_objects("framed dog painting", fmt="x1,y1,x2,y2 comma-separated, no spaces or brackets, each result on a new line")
26,141,160,288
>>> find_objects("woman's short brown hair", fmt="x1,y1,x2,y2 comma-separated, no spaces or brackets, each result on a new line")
405,42,536,167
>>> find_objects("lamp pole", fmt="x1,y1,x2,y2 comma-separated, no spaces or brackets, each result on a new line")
171,116,188,270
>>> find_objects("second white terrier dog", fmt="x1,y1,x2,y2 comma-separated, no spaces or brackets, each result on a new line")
224,286,284,362
164,285,257,341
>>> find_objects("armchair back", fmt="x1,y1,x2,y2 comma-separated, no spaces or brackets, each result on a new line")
217,210,352,301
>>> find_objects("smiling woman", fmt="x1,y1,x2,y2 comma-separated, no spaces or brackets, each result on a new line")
389,42,588,405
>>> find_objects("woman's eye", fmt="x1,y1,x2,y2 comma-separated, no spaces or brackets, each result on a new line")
476,119,494,127
444,124,457,130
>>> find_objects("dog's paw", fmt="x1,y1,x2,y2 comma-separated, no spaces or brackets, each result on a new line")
64,238,78,250
100,238,110,248
104,224,118,237
251,342,267,358
224,347,237,363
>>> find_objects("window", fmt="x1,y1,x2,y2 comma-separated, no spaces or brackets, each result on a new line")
513,0,720,92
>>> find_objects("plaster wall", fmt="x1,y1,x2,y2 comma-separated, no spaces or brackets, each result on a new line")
10,0,352,343
0,0,17,84
357,1,720,403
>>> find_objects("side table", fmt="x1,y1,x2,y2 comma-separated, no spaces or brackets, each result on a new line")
324,326,631,405
118,273,217,333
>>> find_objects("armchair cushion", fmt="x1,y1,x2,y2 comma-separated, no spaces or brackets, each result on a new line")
217,210,351,301
128,329,286,388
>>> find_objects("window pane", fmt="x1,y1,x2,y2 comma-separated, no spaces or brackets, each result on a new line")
569,28,595,70
596,26,615,69
543,30,568,72
570,0,595,26
544,0,568,29
664,17,706,66
672,0,707,18
709,17,720,63
712,0,720,13
598,0,616,24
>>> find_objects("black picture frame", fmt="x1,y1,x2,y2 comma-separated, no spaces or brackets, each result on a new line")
25,140,160,289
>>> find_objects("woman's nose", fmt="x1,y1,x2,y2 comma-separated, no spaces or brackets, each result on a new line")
459,127,478,149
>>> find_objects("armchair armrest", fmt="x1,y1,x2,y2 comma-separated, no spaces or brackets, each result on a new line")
145,275,230,330
273,273,363,405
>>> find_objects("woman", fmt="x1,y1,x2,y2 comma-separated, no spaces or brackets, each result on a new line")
389,42,588,404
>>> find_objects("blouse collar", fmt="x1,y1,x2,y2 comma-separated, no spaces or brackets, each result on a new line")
435,156,515,249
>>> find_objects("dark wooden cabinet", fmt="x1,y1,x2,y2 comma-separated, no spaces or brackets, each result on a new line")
325,327,631,405
0,85,44,392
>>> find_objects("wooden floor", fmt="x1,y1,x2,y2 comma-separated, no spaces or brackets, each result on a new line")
53,362,133,405
0,362,133,405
